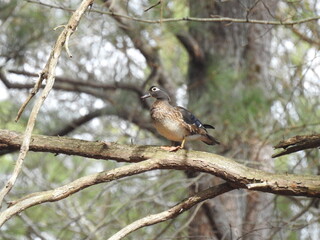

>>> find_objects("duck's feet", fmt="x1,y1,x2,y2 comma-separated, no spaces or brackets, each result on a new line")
160,146,182,152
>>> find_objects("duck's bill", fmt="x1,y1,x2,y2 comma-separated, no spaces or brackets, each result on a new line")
141,93,151,99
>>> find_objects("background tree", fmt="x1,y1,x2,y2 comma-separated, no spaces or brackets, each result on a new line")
182,1,278,239
0,0,320,239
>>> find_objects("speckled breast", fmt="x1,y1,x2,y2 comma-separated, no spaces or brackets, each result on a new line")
151,104,186,142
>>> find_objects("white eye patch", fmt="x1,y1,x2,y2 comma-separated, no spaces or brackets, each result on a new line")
151,87,159,91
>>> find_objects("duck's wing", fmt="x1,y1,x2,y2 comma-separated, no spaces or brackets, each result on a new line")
176,106,220,145
176,106,214,130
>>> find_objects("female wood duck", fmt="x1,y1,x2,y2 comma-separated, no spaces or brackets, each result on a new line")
141,86,219,151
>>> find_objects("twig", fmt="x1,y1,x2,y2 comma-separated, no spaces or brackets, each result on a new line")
107,183,233,240
0,0,94,209
15,72,45,122
24,1,320,26
144,0,161,12
24,0,320,26
65,29,73,58
268,198,317,240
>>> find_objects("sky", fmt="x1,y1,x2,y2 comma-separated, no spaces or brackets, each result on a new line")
0,82,8,101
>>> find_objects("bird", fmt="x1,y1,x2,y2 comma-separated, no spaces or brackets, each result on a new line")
141,86,219,151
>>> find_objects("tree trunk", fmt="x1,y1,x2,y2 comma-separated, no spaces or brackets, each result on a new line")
184,1,278,239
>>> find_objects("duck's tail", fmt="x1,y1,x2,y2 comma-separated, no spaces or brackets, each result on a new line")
201,134,220,145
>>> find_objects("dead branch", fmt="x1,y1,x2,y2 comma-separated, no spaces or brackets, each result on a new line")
144,0,161,12
272,134,320,158
0,0,94,209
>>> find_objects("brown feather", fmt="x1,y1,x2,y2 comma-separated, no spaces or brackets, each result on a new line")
150,99,219,146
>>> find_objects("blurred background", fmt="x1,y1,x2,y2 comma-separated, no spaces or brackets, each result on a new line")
0,0,320,239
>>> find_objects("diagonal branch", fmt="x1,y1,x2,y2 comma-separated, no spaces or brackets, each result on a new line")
0,0,94,209
0,129,320,198
0,158,163,227
108,183,233,240
272,134,320,158
49,107,112,136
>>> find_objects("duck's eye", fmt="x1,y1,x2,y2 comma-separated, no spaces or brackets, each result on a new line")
151,87,158,92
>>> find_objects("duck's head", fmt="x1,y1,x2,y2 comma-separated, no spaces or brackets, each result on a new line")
141,86,171,101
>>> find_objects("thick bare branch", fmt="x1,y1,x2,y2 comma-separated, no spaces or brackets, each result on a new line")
0,129,320,198
272,134,320,158
108,183,233,240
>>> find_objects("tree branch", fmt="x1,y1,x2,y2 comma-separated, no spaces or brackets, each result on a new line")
49,106,156,137
0,129,320,198
272,134,320,158
1,69,144,104
7,69,144,96
176,32,205,65
107,183,233,240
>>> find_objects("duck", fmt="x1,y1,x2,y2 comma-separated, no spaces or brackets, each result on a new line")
141,86,219,151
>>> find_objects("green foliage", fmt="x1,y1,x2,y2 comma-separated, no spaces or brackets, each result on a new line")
1,3,46,61
159,32,188,82
191,60,271,137
0,0,18,21
169,0,189,18
276,196,292,219
0,100,27,132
